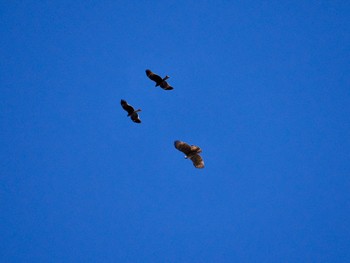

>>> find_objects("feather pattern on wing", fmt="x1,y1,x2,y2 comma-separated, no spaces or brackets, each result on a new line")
146,69,163,84
189,154,205,169
120,99,135,115
160,81,173,90
174,140,192,155
131,114,141,123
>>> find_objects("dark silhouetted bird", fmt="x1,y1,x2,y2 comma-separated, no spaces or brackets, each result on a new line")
120,99,141,123
146,69,173,90
174,140,204,168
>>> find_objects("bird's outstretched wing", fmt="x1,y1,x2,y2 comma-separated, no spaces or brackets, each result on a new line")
146,69,163,84
131,114,141,123
174,140,192,155
190,154,205,169
160,81,174,90
120,99,135,115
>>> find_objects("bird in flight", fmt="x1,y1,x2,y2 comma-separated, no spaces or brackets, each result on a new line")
120,99,141,123
174,140,204,168
146,69,174,90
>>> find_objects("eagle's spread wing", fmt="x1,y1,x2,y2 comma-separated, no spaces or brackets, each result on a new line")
120,99,135,115
146,69,162,84
160,81,174,90
174,140,192,155
190,154,205,169
131,114,141,123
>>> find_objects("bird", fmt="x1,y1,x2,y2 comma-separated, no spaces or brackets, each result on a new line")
120,99,141,123
174,140,204,168
146,69,174,90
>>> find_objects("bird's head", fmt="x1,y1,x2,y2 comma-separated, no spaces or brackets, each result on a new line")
135,109,142,113
163,75,170,81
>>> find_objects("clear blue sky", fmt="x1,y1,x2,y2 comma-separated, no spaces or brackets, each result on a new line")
1,1,350,262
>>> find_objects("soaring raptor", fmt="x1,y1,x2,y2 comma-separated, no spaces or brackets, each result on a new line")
174,140,204,168
120,99,141,123
146,69,174,90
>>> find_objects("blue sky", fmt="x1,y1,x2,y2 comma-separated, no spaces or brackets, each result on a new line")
1,1,350,262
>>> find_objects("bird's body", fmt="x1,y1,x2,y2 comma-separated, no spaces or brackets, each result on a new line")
146,69,173,90
120,99,141,123
174,140,204,168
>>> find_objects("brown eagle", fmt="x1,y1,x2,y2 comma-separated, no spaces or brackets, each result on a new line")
120,99,141,123
146,69,173,90
174,140,204,168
